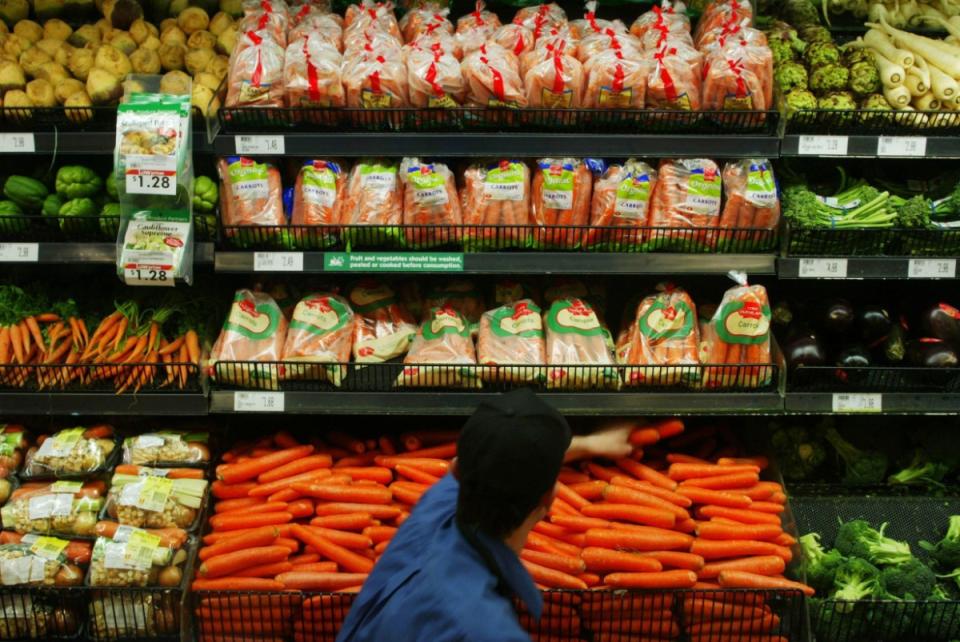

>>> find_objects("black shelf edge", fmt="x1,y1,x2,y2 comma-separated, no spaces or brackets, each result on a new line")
214,133,780,158
781,134,960,158
784,392,960,414
24,242,215,265
778,257,958,280
0,131,214,155
215,251,777,275
209,390,784,415
0,392,209,416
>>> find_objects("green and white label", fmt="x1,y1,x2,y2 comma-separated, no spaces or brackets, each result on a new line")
484,162,525,201
407,165,448,205
540,163,574,210
422,306,468,340
359,164,398,190
223,292,282,340
228,158,269,199
290,294,351,335
325,253,464,272
489,301,543,338
639,300,694,341
546,299,604,336
302,162,339,208
615,172,652,219
715,300,771,345
746,162,777,207
686,169,722,216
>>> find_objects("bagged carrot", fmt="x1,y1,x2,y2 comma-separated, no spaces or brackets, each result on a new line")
397,305,479,389
209,289,288,390
344,1,402,41
461,43,527,108
461,159,532,249
399,4,452,42
291,161,347,238
349,280,418,363
398,158,462,248
630,1,690,42
570,1,627,40
477,299,546,383
406,46,465,107
524,45,584,108
423,281,485,335
218,157,285,229
489,24,535,56
576,29,643,66
513,3,567,37
545,298,619,390
646,44,702,111
585,159,657,250
648,159,722,250
700,272,772,389
283,34,345,108
341,159,403,246
582,49,648,109
701,45,769,114
289,7,343,50
342,49,409,108
693,0,753,48
281,293,355,386
226,30,286,107
619,283,700,387
718,159,779,247
531,158,594,248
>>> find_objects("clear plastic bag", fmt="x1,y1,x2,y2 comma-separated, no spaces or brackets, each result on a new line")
399,4,453,42
701,272,772,389
341,159,403,227
292,160,347,226
531,158,593,231
570,2,626,40
0,425,27,476
462,43,526,108
344,0,402,40
585,159,657,249
122,432,211,467
630,1,689,42
405,47,465,107
575,30,642,65
477,299,546,383
701,32,773,112
544,298,619,390
718,159,779,242
524,47,583,108
284,35,345,107
209,289,289,390
226,31,286,107
646,43,702,110
461,160,532,248
423,280,485,333
343,24,404,56
694,0,752,48
218,157,285,227
398,305,478,388
648,159,722,245
513,3,568,38
238,11,288,48
343,49,410,107
105,468,207,530
22,426,116,478
289,7,344,49
489,24,534,56
0,482,104,538
456,2,502,45
583,49,647,109
619,284,700,386
399,158,462,246
0,538,87,587
282,293,356,385
349,281,418,363
88,526,189,588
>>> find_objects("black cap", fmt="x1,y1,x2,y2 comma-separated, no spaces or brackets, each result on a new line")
457,389,572,508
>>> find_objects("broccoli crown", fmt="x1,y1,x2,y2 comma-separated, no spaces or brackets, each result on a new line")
888,448,948,487
800,532,845,593
832,556,882,603
895,195,933,229
914,589,960,640
824,426,888,485
810,65,851,94
923,516,960,571
834,519,913,566
775,61,809,93
879,557,936,599
849,61,881,97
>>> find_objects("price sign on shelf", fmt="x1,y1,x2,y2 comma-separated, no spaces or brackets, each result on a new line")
798,258,848,278
797,135,848,156
877,136,927,157
832,393,883,413
0,133,35,153
0,243,38,262
235,135,285,155
254,252,304,272
234,391,285,413
908,258,956,279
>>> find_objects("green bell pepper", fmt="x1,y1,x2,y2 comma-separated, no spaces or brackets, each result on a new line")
105,170,118,200
99,202,122,238
192,175,218,213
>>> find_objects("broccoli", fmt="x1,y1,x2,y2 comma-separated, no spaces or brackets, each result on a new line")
849,61,882,97
879,557,937,600
832,556,883,606
800,532,845,593
932,179,960,221
771,424,827,481
810,65,850,94
785,88,818,115
914,586,960,640
805,41,841,68
775,61,809,93
834,520,913,567
888,449,949,488
921,516,960,571
824,426,889,485
894,196,934,229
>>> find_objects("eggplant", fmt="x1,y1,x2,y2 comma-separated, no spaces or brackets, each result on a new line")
783,327,827,368
883,323,906,363
816,299,855,336
836,345,872,368
907,339,959,368
920,303,960,349
857,305,893,344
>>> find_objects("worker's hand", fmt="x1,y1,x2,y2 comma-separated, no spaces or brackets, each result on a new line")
565,422,635,462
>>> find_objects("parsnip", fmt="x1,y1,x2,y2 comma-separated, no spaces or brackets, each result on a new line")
884,83,912,107
928,62,959,101
864,29,914,68
868,16,960,77
868,49,906,86
913,92,941,111
905,68,928,95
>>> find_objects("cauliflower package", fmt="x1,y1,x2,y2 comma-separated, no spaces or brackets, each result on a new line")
105,467,207,530
22,425,117,478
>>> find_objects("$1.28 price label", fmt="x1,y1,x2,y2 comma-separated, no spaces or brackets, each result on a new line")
124,267,174,287
126,170,176,196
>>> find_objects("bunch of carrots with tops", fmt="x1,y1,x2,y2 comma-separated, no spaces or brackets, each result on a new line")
193,420,812,642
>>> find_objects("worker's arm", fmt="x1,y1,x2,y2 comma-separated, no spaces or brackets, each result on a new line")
565,422,635,462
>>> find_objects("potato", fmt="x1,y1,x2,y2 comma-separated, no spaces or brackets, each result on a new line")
158,42,185,71
160,25,186,46
141,34,160,51
13,20,43,44
194,70,219,91
204,53,228,79
64,89,93,123
93,44,131,78
54,76,84,104
160,18,177,33
159,69,190,95
107,0,142,30
208,12,232,36
191,82,214,113
178,7,209,34
68,47,94,80
19,47,51,77
106,30,136,55
86,67,120,104
0,59,24,91
128,18,157,44
186,29,215,50
53,41,74,66
34,38,62,57
129,46,160,74
3,34,29,58
95,18,112,37
68,24,101,48
43,19,71,41
214,26,236,55
4,89,33,121
25,77,55,106
36,61,68,85
184,47,213,75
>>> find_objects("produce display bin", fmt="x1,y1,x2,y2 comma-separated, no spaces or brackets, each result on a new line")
0,216,218,244
783,109,960,137
783,224,960,258
787,366,960,394
0,364,203,395
0,586,87,641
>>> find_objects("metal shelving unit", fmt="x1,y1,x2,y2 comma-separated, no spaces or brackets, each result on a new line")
0,391,209,416
0,242,216,265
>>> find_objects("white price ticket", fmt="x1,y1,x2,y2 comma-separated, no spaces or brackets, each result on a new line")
0,134,35,153
0,243,38,262
832,393,883,413
254,252,304,272
877,136,927,157
908,259,956,279
235,136,285,155
797,136,848,156
234,391,285,412
798,258,848,278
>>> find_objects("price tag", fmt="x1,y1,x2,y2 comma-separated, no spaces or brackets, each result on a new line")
125,154,177,196
877,136,927,157
235,135,285,155
234,391,285,412
124,267,175,287
122,530,161,571
908,258,956,279
0,133,35,153
0,243,38,262
798,258,848,278
136,477,174,513
254,252,304,272
832,393,883,413
797,135,848,156
29,536,68,561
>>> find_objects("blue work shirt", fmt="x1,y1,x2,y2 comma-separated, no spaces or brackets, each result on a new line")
336,474,542,642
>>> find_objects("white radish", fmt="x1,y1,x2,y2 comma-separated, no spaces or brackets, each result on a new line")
868,16,960,77
884,83,912,106
928,62,959,101
868,49,906,86
864,28,914,68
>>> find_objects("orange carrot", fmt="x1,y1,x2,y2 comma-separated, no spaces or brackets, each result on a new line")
567,480,608,500
682,471,760,490
667,453,713,465
527,531,580,558
234,561,294,578
697,505,781,525
394,464,440,485
293,562,339,573
520,549,586,575
249,469,334,498
688,614,782,636
287,499,315,519
653,418,685,439
198,546,290,578
219,501,288,516
558,469,590,485
549,514,611,532
699,556,786,579
628,427,661,447
289,553,322,566
214,497,266,513
585,527,693,551
554,481,590,510
211,481,258,500
209,512,292,532
676,486,752,508
639,551,705,571
522,560,588,590
581,547,663,573
718,456,769,469
336,466,395,485
775,532,797,547
604,484,691,520
257,454,333,484
276,571,369,590
395,443,456,459
373,457,450,478
310,513,376,531
314,503,402,520
604,570,697,589
192,578,285,591
362,526,396,544
690,539,793,562
611,477,692,507
717,570,814,596
585,462,619,482
615,459,677,490
696,522,782,541
290,524,374,574
198,526,280,561
582,503,675,529
293,482,392,505
668,463,760,480
749,501,785,514
306,527,373,550
683,598,771,620
218,445,315,484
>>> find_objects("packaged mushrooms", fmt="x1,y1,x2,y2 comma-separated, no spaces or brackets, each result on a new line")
0,534,88,587
22,425,116,478
0,481,104,538
121,432,211,467
105,466,207,530
87,524,188,588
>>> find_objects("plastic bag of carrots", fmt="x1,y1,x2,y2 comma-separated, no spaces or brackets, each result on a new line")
585,159,657,250
291,160,347,244
477,299,546,384
349,281,418,363
618,283,700,387
209,289,288,390
630,1,690,42
456,1,502,54
283,34,345,109
694,0,753,48
226,30,286,107
582,49,648,110
281,293,355,386
461,159,532,249
423,280,485,336
531,158,594,249
399,158,462,248
545,298,620,390
341,159,403,247
700,272,772,389
648,159,722,250
406,46,465,108
718,159,779,249
397,305,479,389
218,157,285,232
646,44,702,111
523,45,584,108
461,43,527,108
701,38,772,114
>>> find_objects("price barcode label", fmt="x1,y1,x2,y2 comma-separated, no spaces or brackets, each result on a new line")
234,391,285,412
0,133,35,153
877,136,927,157
254,252,304,272
122,530,161,571
125,171,176,196
29,536,68,561
124,267,175,287
137,477,173,513
799,258,848,278
832,393,883,413
0,243,38,262
797,135,848,156
908,258,956,279
235,135,285,155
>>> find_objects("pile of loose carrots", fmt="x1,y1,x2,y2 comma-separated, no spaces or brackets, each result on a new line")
194,420,812,642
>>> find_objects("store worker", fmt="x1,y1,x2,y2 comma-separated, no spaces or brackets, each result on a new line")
337,388,633,642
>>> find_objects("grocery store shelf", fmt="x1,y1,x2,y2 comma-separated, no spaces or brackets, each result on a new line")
778,256,958,280
0,131,214,155
214,132,780,158
784,392,960,415
0,392,209,415
0,242,215,265
209,390,784,415
781,134,960,158
215,251,777,275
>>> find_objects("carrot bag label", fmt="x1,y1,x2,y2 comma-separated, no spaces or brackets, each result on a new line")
301,161,342,209
545,298,620,390
406,163,449,206
615,167,654,220
684,166,722,216
478,299,547,383
398,305,479,389
226,157,270,200
539,160,575,210
209,289,288,389
484,161,526,201
359,163,398,190
283,293,355,386
350,282,418,363
715,298,771,345
639,298,695,341
223,292,283,340
547,298,606,336
489,300,544,338
745,161,777,207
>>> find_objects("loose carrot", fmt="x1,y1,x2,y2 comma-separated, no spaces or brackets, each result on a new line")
336,466,395,485
219,501,288,517
610,477,693,508
628,427,661,447
199,526,280,561
522,560,588,590
192,577,285,592
585,527,693,552
699,556,786,579
554,481,590,510
234,561,294,578
696,522,782,541
567,480,608,500
669,463,760,480
306,527,373,550
549,498,578,516
314,503,402,520
690,539,793,562
218,445,315,484
676,486,752,508
581,547,663,573
653,418,685,439
287,499,315,519
682,471,760,490
585,462,619,482
549,514,611,532
257,454,333,484
395,443,456,459
520,549,585,576
604,570,698,589
203,525,292,545
213,497,266,513
276,571,369,590
527,531,580,558
639,551,705,571
615,459,677,490
310,513,375,531
390,482,425,506
211,481,257,500
293,562,340,573
749,501,785,515
697,505,782,525
558,469,590,485
290,524,374,574
185,329,200,365
775,533,797,547
293,482,392,505
198,545,290,578
394,464,440,485
209,512,292,532
718,456,769,469
604,484,691,520
582,503,675,529
362,526,397,544
373,457,450,478
717,570,814,596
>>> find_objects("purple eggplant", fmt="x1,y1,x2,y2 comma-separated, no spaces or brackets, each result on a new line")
783,328,827,368
817,299,855,336
907,339,959,368
920,303,960,349
857,305,893,344
836,344,872,368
